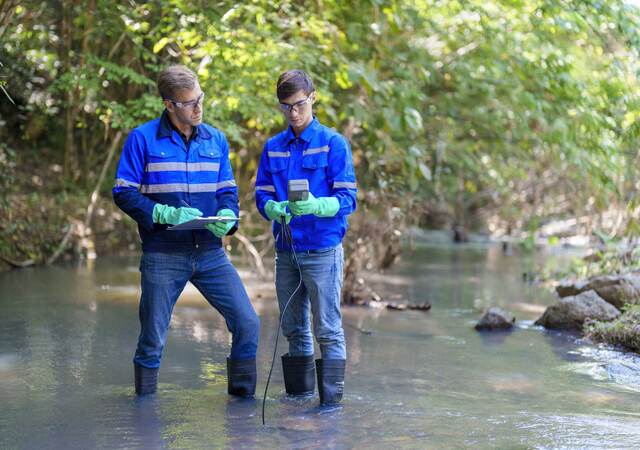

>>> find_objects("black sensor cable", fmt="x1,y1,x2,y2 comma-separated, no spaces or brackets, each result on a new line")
261,216,303,426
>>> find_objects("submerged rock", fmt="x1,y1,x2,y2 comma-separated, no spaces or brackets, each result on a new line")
535,290,620,331
584,306,640,353
556,274,640,309
475,307,515,331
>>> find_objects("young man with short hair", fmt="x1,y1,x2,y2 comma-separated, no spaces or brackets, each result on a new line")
113,65,259,397
255,70,357,406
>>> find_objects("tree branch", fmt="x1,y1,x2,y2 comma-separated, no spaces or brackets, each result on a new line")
46,223,75,265
232,232,268,280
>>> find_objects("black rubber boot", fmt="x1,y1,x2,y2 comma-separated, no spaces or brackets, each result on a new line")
316,359,345,406
227,357,257,397
282,353,315,396
134,364,159,395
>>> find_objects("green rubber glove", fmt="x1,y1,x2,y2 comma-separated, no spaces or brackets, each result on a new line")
289,192,340,217
153,203,203,225
205,208,236,238
264,200,292,224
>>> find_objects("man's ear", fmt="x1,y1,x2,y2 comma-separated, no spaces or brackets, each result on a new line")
163,99,174,112
311,91,317,105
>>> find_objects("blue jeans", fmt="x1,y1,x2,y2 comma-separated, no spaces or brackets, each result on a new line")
134,248,259,369
275,244,346,360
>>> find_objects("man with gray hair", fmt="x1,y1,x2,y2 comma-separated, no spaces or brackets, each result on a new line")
113,65,259,397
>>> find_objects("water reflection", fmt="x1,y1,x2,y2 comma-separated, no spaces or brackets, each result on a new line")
131,396,166,449
224,397,260,448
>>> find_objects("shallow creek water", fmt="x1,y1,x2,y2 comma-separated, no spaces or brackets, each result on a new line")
1,238,639,449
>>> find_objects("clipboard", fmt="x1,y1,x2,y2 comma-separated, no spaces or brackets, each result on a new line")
168,216,240,231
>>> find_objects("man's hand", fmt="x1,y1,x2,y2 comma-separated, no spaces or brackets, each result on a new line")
205,209,237,238
264,200,292,224
289,193,340,218
153,204,203,225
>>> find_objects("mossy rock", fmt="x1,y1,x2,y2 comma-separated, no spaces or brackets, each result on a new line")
584,305,640,353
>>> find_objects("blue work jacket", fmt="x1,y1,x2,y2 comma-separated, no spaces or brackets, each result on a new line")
112,111,239,252
255,117,357,251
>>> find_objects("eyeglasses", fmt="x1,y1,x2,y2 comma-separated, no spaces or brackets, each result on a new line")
168,92,205,110
279,94,312,113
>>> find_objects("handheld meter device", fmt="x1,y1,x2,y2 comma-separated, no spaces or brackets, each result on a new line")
287,179,309,202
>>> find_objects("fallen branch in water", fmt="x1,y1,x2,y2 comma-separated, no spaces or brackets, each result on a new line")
386,302,432,311
0,254,35,268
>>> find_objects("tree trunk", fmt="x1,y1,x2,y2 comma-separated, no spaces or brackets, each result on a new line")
62,0,78,179
0,0,17,42
80,0,94,187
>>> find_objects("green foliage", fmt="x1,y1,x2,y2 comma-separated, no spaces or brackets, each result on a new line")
0,141,16,204
0,192,82,263
2,0,640,239
542,241,640,282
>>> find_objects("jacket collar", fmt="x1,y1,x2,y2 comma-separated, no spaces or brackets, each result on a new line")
156,110,211,141
284,116,319,144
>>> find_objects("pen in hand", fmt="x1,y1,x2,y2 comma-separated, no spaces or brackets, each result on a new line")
181,200,207,220
181,200,201,218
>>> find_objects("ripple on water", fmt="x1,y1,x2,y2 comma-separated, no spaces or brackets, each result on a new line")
564,345,640,392
515,412,640,448
434,335,467,345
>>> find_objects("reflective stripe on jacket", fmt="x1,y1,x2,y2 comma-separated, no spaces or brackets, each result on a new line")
255,118,357,251
112,111,239,252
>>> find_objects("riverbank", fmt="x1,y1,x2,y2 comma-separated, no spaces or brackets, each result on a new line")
534,247,640,355
0,192,139,269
